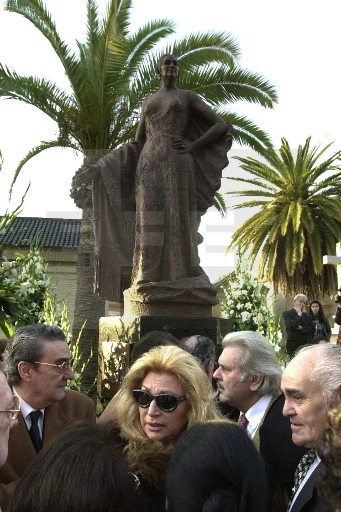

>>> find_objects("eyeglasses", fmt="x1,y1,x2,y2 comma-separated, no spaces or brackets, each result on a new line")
34,360,72,374
133,389,186,412
0,395,20,420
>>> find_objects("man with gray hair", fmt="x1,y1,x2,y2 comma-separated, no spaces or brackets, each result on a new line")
179,335,215,381
283,294,315,357
0,324,95,511
281,343,341,512
214,331,307,512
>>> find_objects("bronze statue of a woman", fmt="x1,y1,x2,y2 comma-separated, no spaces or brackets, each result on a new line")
82,54,233,316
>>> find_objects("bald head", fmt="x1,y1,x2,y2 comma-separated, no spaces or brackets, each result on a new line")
285,345,320,376
281,344,341,448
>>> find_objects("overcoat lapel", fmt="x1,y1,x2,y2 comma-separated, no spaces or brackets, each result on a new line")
42,401,69,445
6,413,36,477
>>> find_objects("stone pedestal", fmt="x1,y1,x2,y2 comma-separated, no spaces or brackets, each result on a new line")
98,314,233,400
123,275,218,317
123,296,213,316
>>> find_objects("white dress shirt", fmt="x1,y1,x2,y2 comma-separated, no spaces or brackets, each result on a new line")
13,387,45,438
240,394,273,439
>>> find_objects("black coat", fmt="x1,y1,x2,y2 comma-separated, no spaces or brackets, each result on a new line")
226,394,307,512
259,395,308,488
290,462,332,512
283,309,315,355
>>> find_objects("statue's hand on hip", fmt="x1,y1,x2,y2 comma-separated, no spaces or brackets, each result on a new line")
171,136,193,154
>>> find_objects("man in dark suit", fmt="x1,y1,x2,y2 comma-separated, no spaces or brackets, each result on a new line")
213,331,307,512
283,294,315,357
0,324,95,510
281,343,341,512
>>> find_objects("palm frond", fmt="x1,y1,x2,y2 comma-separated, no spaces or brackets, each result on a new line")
0,64,71,115
120,20,176,88
213,192,227,217
171,31,241,67
219,110,274,154
10,140,78,194
180,66,278,109
112,0,133,38
5,0,80,87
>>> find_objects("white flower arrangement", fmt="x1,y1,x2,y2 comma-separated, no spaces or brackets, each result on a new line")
1,240,60,335
14,246,59,324
220,254,284,364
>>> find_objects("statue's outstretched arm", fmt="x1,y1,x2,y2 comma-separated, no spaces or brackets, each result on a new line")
78,164,100,183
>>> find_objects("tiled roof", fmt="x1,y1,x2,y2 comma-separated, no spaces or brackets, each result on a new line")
0,217,80,249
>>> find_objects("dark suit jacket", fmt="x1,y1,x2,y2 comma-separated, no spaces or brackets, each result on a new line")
290,461,332,512
0,389,95,511
258,394,308,512
283,308,315,355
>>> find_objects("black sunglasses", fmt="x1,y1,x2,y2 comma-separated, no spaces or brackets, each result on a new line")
133,389,186,412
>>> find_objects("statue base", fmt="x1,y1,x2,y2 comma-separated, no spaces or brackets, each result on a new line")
123,276,219,317
123,298,213,316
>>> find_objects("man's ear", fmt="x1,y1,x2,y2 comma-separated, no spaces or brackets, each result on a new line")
17,361,33,382
249,373,264,392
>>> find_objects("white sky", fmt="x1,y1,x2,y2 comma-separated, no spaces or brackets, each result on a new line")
0,0,340,281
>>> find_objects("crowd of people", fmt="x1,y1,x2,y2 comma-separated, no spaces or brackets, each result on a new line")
0,295,341,512
282,293,333,357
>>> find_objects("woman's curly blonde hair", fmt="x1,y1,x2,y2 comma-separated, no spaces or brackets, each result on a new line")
317,405,341,510
115,345,221,442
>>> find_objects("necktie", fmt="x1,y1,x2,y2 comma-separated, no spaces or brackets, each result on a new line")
239,413,249,429
29,410,42,453
289,449,317,507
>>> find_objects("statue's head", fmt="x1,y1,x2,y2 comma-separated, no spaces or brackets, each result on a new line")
156,54,180,80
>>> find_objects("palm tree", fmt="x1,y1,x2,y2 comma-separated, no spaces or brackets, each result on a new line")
0,0,278,389
226,137,341,298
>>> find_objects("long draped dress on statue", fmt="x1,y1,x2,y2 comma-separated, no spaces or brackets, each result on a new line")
92,89,232,304
132,89,205,285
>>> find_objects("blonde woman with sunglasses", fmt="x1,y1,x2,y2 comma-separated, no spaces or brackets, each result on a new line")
114,345,222,512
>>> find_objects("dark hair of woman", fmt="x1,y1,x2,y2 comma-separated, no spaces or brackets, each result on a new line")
202,489,239,512
131,330,180,364
308,300,332,340
308,300,326,323
166,420,268,512
7,421,147,512
312,334,329,344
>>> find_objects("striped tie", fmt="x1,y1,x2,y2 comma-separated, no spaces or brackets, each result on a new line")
239,413,249,429
288,449,317,509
